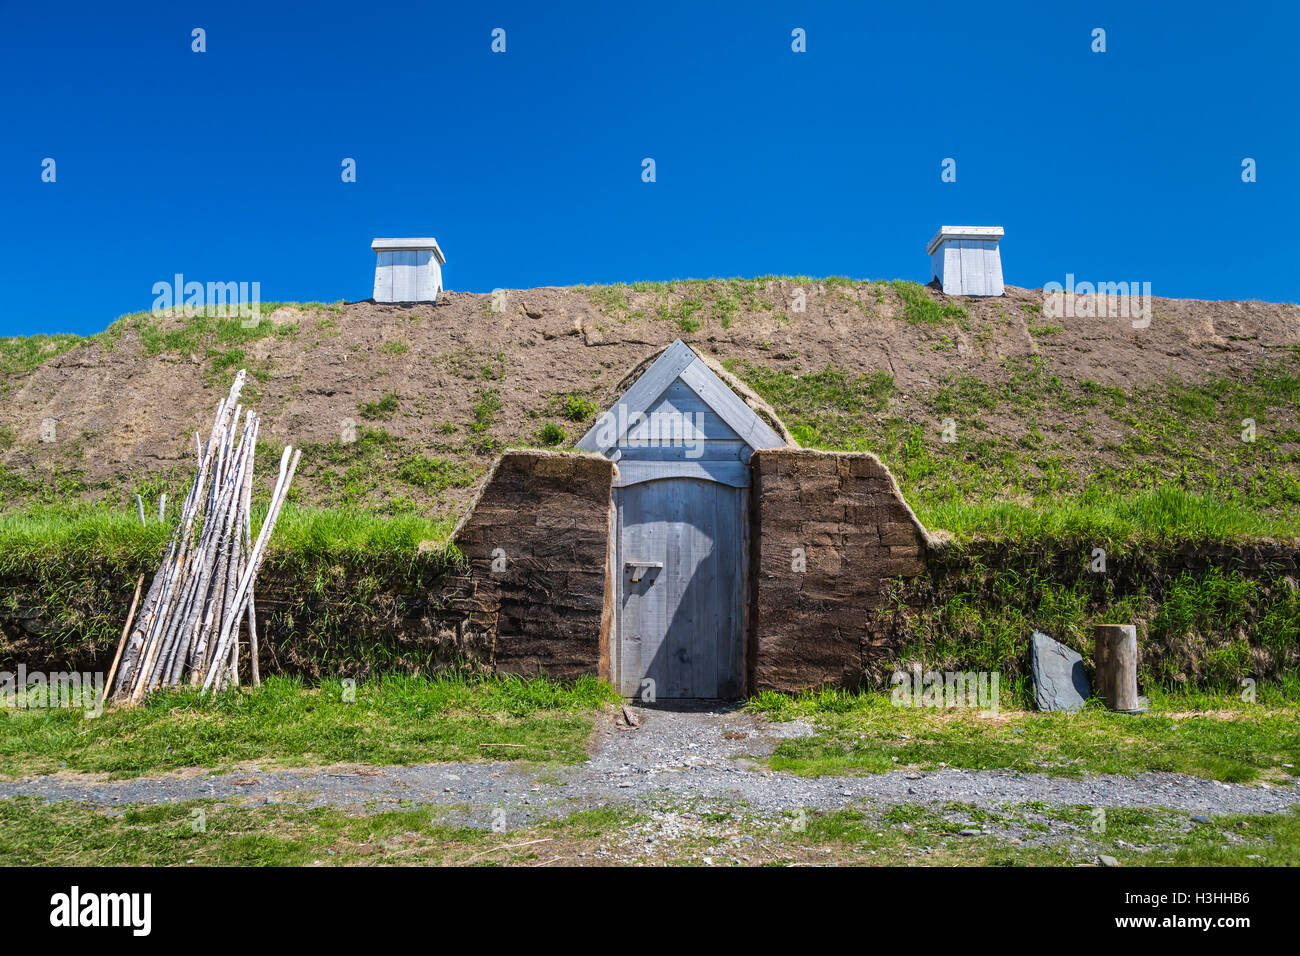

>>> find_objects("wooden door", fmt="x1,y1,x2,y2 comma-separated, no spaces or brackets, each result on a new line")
615,477,746,699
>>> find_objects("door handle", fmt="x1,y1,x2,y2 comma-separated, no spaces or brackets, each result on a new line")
625,561,663,583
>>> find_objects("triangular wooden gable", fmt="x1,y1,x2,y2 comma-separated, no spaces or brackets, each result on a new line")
575,339,786,460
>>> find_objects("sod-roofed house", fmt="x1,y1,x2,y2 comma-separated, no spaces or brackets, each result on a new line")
446,340,932,698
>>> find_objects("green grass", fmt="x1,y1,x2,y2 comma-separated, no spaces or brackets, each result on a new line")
359,391,400,420
0,504,461,573
0,674,618,779
781,802,1300,867
471,388,501,434
0,506,171,570
0,332,86,378
121,304,296,357
747,687,1300,783
889,280,969,325
560,394,600,422
538,422,566,446
268,505,461,565
921,486,1298,546
584,283,632,317
2,796,1293,866
728,349,1300,546
0,798,636,866
0,303,321,399
724,360,894,448
290,426,485,514
584,277,776,328
395,455,475,495
481,351,506,381
674,298,704,333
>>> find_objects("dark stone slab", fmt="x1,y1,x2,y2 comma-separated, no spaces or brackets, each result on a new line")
1031,630,1090,712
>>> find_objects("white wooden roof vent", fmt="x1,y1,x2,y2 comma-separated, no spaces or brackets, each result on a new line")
926,226,1004,297
371,237,445,303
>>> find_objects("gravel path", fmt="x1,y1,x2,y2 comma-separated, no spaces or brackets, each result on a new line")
3,702,1298,828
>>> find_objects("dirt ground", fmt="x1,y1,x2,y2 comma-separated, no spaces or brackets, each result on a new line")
3,702,1296,823
2,281,1297,513
2,702,1296,866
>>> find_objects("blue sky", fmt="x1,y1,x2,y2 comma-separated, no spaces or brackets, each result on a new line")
2,0,1296,337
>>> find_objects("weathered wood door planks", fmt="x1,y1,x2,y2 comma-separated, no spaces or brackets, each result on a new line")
615,478,746,698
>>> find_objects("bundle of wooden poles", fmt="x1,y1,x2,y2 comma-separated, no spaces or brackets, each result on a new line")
107,370,300,703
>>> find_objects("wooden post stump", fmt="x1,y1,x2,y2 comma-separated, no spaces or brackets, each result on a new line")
1093,624,1141,713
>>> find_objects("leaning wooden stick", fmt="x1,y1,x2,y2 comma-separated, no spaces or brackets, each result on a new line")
103,574,145,703
242,451,261,687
